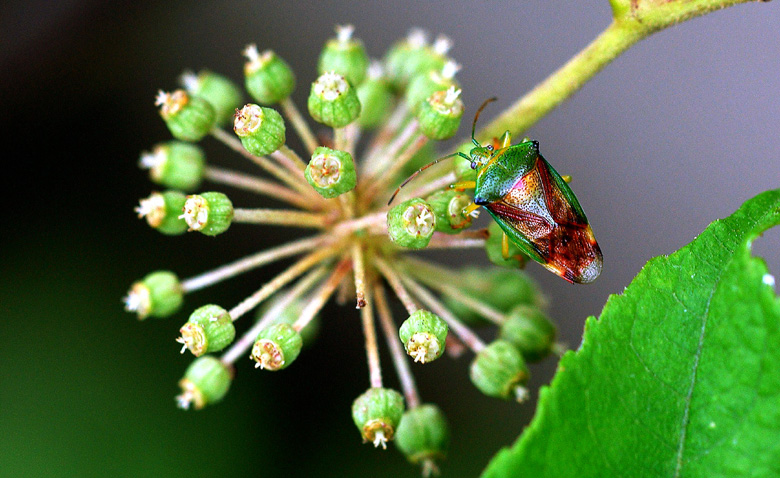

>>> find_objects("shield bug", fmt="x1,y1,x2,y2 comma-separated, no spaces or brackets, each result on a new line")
390,98,602,284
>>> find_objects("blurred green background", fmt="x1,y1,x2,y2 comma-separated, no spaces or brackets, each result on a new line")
2,1,778,477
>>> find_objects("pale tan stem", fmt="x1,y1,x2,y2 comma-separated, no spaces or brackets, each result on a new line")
220,266,329,365
402,258,505,326
280,97,318,154
362,117,419,182
351,242,367,308
400,275,486,353
204,166,313,210
210,128,318,200
360,283,383,388
332,211,387,236
365,132,428,205
363,101,409,170
233,208,328,229
425,230,488,250
293,257,353,332
373,256,418,316
272,145,307,174
229,247,338,320
374,284,420,409
180,235,326,292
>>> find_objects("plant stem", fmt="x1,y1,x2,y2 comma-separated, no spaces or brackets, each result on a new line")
373,256,418,315
477,0,768,142
400,275,486,353
425,231,487,250
272,145,307,173
280,97,318,154
180,235,326,292
351,242,367,308
229,247,338,320
475,20,642,142
221,266,329,365
210,128,318,201
293,257,353,332
403,259,505,326
360,283,383,389
374,283,420,409
204,166,313,210
233,208,329,228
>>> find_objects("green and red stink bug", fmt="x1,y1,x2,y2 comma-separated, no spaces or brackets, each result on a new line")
390,98,602,284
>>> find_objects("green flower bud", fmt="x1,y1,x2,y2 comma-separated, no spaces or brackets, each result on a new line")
251,323,303,371
443,267,544,326
307,72,361,128
356,62,393,129
176,356,231,410
304,146,357,198
395,404,449,472
124,270,183,320
351,387,405,448
155,89,215,142
233,104,286,156
139,141,205,191
243,45,296,104
384,30,451,91
426,189,473,234
486,221,529,268
417,86,464,140
399,310,448,363
318,25,369,87
387,198,436,249
181,192,233,236
177,304,235,357
180,70,243,126
135,191,188,235
405,61,459,113
499,306,557,362
469,340,529,402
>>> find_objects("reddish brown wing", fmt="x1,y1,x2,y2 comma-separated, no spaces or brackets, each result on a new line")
488,160,602,283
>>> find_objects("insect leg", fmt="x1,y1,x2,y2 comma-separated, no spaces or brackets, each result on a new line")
502,232,510,259
451,180,476,191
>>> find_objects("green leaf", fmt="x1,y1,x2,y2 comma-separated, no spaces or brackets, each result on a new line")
483,190,780,478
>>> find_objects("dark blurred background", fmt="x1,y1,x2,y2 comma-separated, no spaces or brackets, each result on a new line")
1,1,778,477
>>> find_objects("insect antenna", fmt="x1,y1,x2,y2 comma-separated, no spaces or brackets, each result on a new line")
387,152,467,205
471,97,497,146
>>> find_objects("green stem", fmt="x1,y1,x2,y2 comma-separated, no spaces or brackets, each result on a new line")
476,20,642,142
477,0,767,142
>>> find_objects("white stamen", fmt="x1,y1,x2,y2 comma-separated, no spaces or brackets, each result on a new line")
514,386,529,403
441,61,460,79
154,90,169,107
138,148,166,170
336,24,354,43
444,86,461,104
179,70,200,93
176,390,193,410
176,336,189,354
433,35,452,55
313,72,348,101
367,60,384,80
243,44,260,62
135,194,165,219
407,28,427,47
123,292,141,312
763,273,775,287
372,430,388,449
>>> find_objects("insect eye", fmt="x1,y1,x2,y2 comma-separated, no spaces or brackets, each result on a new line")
470,161,477,169
486,145,494,151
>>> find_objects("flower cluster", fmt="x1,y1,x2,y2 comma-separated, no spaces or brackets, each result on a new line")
125,25,559,475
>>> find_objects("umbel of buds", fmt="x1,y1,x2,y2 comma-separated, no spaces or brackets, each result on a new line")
129,25,560,474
